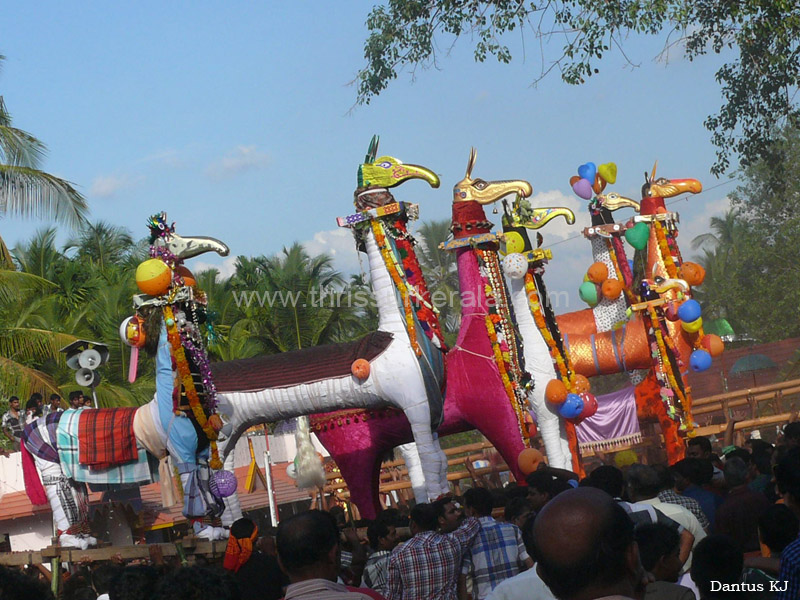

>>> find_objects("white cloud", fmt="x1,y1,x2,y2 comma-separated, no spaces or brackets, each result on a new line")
89,174,144,198
189,255,239,280
676,195,731,257
302,228,364,275
205,145,271,180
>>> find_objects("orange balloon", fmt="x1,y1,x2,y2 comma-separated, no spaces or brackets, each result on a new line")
523,412,538,439
587,262,609,284
601,279,623,300
572,374,591,394
175,265,196,287
517,448,544,475
135,259,172,296
680,262,706,287
545,379,568,405
701,334,725,357
351,359,371,380
592,173,607,194
569,175,581,187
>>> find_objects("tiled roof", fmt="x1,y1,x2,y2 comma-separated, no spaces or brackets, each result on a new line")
0,462,309,527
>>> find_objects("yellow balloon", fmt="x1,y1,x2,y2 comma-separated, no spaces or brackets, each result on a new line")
681,317,703,333
504,231,525,255
136,259,172,296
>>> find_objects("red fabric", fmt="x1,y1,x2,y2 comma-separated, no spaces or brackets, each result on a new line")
78,407,139,468
21,441,48,505
211,331,392,393
451,202,492,238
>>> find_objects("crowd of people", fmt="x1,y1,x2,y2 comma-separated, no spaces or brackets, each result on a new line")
1,392,89,451
0,421,799,599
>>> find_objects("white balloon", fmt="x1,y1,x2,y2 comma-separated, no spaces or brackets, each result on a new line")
502,253,529,280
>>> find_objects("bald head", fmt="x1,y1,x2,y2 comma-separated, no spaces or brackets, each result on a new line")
533,488,639,600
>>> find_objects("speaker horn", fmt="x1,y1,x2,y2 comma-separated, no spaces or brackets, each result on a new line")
78,349,102,370
75,368,100,387
66,351,82,370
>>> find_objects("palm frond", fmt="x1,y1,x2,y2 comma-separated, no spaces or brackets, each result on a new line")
0,164,88,228
0,355,60,399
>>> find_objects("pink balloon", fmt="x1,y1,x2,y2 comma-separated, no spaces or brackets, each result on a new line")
572,178,594,200
578,392,598,419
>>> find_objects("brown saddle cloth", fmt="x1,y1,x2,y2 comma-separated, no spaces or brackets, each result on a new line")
211,331,393,393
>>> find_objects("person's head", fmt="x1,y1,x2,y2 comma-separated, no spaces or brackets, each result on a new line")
367,520,398,552
29,393,43,408
49,394,61,408
725,447,751,465
722,456,749,488
783,422,800,448
91,563,121,596
775,447,800,517
635,523,682,583
153,566,239,600
0,564,54,599
433,496,463,533
68,390,84,408
751,450,772,476
651,463,674,492
328,505,347,529
24,397,41,416
8,396,19,411
109,565,160,600
464,486,494,518
746,438,773,456
670,458,697,491
758,504,800,556
625,464,661,502
409,502,438,534
230,517,257,540
276,510,340,582
584,465,624,498
690,535,743,599
686,436,713,459
533,488,642,600
526,471,570,511
504,496,534,527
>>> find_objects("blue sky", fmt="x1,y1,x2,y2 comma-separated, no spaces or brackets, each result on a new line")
1,3,734,313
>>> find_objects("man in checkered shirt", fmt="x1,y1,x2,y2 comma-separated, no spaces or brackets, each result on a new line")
387,498,479,600
460,487,533,600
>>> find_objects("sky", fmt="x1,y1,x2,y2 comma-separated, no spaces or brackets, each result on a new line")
1,3,735,314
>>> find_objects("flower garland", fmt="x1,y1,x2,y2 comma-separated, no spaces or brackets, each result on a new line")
476,249,529,442
371,220,422,356
164,305,223,469
653,221,678,279
606,238,636,305
385,218,446,349
524,272,574,388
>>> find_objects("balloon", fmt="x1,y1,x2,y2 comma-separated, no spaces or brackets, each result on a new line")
559,394,584,419
598,162,617,184
351,358,371,380
572,178,594,200
517,448,544,475
209,470,238,498
569,175,581,187
573,374,591,394
577,162,597,183
545,379,568,405
701,334,725,357
690,349,712,372
135,259,172,296
504,231,526,255
503,253,529,280
579,281,599,306
524,411,538,438
578,392,598,419
592,173,607,194
624,222,649,250
175,265,196,287
587,262,609,283
680,262,706,287
682,317,703,333
677,299,702,323
601,279,623,300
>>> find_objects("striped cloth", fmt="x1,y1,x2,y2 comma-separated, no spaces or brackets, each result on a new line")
461,517,529,600
78,407,138,467
21,417,59,464
57,409,155,485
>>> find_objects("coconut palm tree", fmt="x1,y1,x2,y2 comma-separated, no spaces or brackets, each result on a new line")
413,219,460,344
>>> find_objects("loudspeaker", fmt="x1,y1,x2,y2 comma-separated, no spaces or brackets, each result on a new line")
78,349,102,370
66,351,82,370
75,368,100,387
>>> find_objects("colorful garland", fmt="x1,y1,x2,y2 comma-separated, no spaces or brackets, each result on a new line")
476,249,529,443
653,220,679,278
524,273,574,388
164,305,223,469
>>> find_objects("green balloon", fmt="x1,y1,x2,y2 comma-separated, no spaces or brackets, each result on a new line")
579,281,599,306
624,222,650,250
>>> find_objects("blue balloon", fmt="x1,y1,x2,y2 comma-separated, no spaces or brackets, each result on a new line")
578,162,597,183
677,299,702,323
690,349,712,372
559,393,584,419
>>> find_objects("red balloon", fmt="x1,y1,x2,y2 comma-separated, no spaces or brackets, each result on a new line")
578,392,598,420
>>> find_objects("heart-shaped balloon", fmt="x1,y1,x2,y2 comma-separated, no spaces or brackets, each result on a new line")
573,178,594,200
592,173,607,194
624,222,649,250
569,175,581,187
577,162,597,183
598,162,617,184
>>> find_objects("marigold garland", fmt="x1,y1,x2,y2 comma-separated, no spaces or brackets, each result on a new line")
524,273,573,388
653,221,678,279
164,305,223,469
